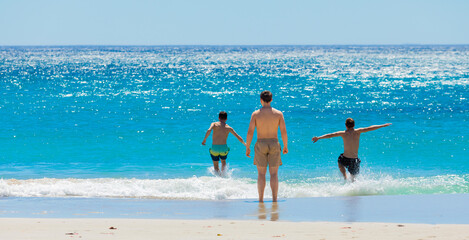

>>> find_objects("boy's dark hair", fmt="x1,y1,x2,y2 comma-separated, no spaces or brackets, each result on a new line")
219,111,228,120
345,118,355,128
260,90,272,103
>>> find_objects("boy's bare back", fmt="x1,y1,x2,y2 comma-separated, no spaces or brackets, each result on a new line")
341,129,361,158
210,122,232,145
313,122,392,159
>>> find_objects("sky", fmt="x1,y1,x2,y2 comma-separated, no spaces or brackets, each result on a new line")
0,0,468,45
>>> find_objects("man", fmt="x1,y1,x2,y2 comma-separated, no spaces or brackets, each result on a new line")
202,111,245,176
246,91,288,202
312,118,391,181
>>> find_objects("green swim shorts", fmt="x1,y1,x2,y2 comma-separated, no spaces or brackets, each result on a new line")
209,144,230,161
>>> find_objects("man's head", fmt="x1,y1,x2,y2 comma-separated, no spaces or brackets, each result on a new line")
345,118,355,129
219,111,228,121
260,90,272,103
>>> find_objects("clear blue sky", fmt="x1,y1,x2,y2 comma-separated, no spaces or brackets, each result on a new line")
1,0,468,45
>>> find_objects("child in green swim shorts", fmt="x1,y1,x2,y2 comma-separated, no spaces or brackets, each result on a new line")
202,111,246,175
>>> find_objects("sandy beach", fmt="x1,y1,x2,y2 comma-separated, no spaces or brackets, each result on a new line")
1,218,468,240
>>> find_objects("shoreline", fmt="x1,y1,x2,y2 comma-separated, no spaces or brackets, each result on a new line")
2,194,469,224
0,218,468,240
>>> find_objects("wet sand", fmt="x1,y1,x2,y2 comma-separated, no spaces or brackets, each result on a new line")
2,194,469,239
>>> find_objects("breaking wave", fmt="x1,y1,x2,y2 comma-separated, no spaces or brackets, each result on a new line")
1,174,467,200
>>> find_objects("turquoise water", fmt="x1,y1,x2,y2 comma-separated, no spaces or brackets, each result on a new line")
0,46,468,199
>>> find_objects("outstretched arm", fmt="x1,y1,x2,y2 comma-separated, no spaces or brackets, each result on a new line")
279,112,288,154
312,131,344,143
230,128,246,146
245,113,256,157
201,123,214,145
356,123,392,133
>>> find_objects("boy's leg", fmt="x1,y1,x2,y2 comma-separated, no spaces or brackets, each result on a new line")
210,151,221,175
338,163,347,180
219,152,228,173
212,161,220,173
257,166,267,203
221,160,226,172
349,159,360,182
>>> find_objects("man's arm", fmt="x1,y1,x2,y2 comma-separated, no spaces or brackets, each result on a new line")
229,127,246,146
356,123,392,133
245,113,256,157
279,112,288,154
312,131,344,143
201,123,214,145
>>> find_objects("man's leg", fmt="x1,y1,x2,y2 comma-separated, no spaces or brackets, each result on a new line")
269,166,279,202
257,166,267,202
338,163,347,180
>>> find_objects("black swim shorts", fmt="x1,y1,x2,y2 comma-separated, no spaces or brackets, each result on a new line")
338,154,361,175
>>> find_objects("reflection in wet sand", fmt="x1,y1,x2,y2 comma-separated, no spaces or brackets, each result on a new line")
257,202,279,221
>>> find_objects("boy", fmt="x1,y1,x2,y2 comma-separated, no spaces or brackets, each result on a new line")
312,118,391,181
202,111,245,175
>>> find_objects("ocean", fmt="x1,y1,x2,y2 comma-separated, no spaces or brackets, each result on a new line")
0,45,468,200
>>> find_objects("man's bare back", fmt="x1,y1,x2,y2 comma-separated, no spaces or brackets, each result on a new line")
251,107,285,140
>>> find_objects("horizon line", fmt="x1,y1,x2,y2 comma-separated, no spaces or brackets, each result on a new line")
1,43,469,47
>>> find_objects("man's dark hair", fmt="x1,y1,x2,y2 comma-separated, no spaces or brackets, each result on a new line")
260,90,272,103
219,111,228,120
345,118,355,128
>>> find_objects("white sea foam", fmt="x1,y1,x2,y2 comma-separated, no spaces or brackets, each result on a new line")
1,174,467,200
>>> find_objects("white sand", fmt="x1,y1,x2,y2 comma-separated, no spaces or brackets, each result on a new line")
0,218,468,240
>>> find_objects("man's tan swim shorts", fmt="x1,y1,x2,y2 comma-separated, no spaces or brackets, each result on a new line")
254,138,282,167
